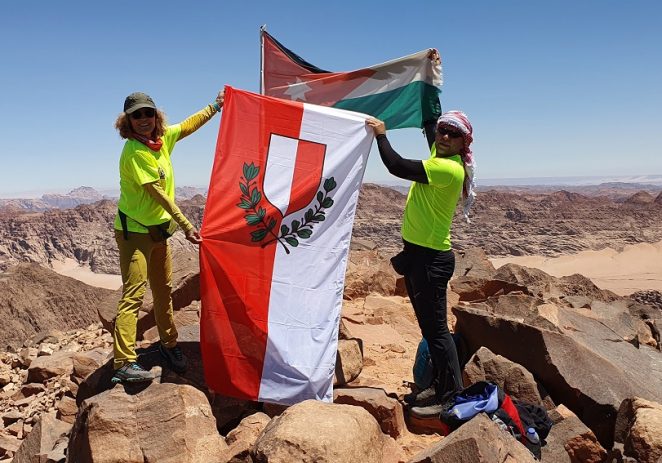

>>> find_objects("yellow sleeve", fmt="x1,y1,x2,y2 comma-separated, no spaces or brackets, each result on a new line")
178,105,218,140
143,182,194,233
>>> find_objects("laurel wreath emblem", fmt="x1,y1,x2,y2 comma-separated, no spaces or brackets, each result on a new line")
237,162,336,254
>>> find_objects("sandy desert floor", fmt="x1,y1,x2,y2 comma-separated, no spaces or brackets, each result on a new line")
51,258,122,290
51,240,662,297
491,240,662,296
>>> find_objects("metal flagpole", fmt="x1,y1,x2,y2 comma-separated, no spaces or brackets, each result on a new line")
259,25,266,95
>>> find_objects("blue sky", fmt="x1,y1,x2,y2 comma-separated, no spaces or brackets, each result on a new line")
1,0,660,197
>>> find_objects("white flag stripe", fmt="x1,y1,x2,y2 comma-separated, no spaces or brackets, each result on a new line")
341,49,442,100
263,134,298,216
258,104,373,404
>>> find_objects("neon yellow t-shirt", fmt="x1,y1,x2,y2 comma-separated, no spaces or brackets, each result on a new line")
401,146,465,251
113,125,182,233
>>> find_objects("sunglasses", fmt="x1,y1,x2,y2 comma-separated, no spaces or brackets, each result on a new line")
437,127,463,138
130,108,156,119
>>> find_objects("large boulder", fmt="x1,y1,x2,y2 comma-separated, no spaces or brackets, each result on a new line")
463,346,553,409
12,412,71,463
67,383,227,463
450,277,530,303
0,433,21,459
454,247,497,280
70,347,111,385
26,351,75,383
221,412,271,463
333,387,406,438
453,302,662,448
343,250,397,300
408,412,536,463
494,263,619,304
251,399,399,463
614,397,662,463
541,405,607,463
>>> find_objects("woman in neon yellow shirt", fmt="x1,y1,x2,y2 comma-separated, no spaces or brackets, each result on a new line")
111,91,223,383
367,110,475,418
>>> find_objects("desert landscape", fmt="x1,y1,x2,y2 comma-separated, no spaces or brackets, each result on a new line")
0,183,661,462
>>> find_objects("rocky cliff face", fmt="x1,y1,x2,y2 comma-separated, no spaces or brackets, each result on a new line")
1,183,662,275
353,184,662,257
0,198,204,274
0,200,118,274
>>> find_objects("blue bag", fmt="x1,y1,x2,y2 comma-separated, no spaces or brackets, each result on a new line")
413,338,434,389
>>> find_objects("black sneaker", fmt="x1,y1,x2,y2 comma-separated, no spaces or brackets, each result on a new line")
404,385,437,406
159,343,188,373
409,402,445,419
111,362,155,384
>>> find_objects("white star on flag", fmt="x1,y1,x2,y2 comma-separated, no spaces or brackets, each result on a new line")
283,78,312,101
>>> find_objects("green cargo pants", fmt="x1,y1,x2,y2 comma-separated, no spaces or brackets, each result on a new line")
113,230,178,369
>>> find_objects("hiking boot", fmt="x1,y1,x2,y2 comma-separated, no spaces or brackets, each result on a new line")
111,362,155,384
404,385,437,407
159,343,188,373
409,402,445,419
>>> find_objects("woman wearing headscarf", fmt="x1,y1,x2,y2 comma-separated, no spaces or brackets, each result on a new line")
366,109,475,418
111,90,223,383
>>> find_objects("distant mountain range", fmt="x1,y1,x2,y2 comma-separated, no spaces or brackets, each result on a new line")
0,186,208,212
479,174,662,186
382,176,662,199
3,175,662,212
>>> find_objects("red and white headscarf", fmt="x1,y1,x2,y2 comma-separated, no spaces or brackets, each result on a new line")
437,110,475,222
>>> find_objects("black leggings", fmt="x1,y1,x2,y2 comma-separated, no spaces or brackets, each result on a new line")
402,241,463,399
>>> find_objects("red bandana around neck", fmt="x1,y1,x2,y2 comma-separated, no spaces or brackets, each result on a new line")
133,133,163,151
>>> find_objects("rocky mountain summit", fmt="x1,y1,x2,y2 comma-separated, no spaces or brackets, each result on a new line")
0,247,661,462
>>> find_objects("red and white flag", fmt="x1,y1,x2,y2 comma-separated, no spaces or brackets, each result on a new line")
200,86,373,404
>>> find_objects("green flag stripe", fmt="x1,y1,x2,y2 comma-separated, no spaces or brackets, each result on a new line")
332,81,441,130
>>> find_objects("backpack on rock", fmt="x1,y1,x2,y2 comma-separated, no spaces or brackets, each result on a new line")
438,381,552,460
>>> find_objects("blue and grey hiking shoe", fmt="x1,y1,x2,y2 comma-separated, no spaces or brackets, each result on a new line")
404,385,437,407
111,362,155,384
409,402,445,419
159,343,188,373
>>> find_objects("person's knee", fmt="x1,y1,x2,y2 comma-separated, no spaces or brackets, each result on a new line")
123,278,147,297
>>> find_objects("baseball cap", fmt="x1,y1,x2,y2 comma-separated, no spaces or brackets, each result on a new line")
123,92,156,114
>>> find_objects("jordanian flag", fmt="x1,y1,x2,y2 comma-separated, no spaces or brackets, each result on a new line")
261,29,442,130
200,86,373,404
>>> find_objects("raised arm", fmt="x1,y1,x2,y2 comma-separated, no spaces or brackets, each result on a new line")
424,48,440,150
423,119,436,150
178,90,224,140
366,118,429,184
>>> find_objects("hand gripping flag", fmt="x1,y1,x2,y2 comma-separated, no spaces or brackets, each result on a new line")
200,86,374,405
261,29,442,130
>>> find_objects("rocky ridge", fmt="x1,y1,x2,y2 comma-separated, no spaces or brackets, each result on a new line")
354,184,662,256
3,184,662,274
0,265,113,350
0,198,203,274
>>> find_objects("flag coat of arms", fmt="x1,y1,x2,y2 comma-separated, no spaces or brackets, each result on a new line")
200,86,373,404
261,29,442,130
